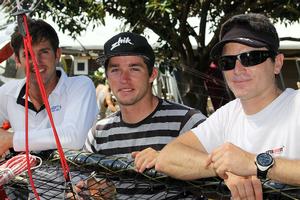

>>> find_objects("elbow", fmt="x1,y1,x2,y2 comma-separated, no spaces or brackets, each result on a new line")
68,132,87,150
68,141,85,150
63,137,85,150
60,125,88,150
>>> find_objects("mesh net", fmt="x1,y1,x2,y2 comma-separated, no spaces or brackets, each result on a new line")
1,150,300,200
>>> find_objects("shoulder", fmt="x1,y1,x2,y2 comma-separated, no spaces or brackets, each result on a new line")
160,98,196,110
67,75,94,86
282,88,300,108
93,111,121,130
216,98,240,113
0,79,24,95
202,98,240,126
160,98,205,116
62,75,95,93
286,88,300,97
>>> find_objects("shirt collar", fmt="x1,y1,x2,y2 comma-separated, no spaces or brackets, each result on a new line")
16,68,66,112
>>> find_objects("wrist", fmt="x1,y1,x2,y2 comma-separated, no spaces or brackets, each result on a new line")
250,154,257,175
3,131,14,148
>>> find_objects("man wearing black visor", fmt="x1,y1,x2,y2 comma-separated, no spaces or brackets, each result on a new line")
156,13,300,200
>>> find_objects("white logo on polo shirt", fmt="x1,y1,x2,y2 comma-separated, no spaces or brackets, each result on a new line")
51,105,62,112
111,37,134,50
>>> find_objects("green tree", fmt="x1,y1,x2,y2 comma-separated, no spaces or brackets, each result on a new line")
5,0,300,113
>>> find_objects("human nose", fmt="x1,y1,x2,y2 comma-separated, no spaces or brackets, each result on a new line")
26,52,38,65
34,52,43,64
120,70,130,83
233,59,246,74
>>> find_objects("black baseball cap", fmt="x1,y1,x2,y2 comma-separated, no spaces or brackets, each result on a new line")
210,13,279,59
97,32,155,69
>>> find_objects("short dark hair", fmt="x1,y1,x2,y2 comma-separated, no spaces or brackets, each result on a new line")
211,13,279,59
10,18,59,58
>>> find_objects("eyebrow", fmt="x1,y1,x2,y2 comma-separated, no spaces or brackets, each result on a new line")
108,62,145,68
38,47,52,51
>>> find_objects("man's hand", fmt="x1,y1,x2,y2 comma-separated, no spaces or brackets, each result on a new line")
66,181,84,200
132,147,158,173
66,177,116,200
225,172,263,200
206,142,256,179
0,128,13,156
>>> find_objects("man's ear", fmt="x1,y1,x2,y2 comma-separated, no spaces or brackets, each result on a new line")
55,48,62,62
274,53,284,75
149,67,158,83
14,55,21,68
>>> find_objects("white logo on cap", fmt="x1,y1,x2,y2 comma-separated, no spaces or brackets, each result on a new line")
111,37,134,50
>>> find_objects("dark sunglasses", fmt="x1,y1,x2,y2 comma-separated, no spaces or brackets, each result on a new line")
218,50,277,71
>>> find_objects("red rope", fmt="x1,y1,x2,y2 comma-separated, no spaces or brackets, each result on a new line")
23,28,40,199
0,154,37,185
0,121,11,199
21,14,70,198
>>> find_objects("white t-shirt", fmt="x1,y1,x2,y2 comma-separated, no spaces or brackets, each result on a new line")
0,68,99,151
192,88,300,159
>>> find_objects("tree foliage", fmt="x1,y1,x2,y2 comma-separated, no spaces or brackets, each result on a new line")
5,0,300,112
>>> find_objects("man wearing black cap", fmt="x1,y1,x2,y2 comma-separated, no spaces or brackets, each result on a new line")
156,13,300,199
80,32,206,198
84,31,206,168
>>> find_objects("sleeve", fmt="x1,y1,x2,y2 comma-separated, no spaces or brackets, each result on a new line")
190,107,226,153
82,124,97,153
179,109,206,134
13,77,99,151
0,85,8,124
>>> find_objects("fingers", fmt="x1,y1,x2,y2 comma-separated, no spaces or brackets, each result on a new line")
251,176,263,200
66,193,83,200
87,178,116,200
66,181,84,200
210,152,228,179
205,154,213,168
243,178,256,200
76,180,85,189
131,151,138,158
207,144,230,178
228,183,239,200
226,174,262,200
133,148,158,173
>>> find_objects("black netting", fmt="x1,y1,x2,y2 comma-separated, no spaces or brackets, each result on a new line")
1,150,299,200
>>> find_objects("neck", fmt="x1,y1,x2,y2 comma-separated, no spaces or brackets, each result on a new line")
120,96,159,124
241,87,282,115
29,76,59,110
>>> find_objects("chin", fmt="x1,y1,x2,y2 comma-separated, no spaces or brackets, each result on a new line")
232,91,247,99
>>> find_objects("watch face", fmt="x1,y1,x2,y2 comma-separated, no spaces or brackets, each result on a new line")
257,153,273,166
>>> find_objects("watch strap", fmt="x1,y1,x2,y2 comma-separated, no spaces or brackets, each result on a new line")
256,167,268,179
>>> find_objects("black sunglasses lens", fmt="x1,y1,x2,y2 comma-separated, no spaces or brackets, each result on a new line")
218,51,273,71
239,51,269,67
218,56,236,71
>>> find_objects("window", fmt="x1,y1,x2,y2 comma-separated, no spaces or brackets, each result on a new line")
74,59,88,75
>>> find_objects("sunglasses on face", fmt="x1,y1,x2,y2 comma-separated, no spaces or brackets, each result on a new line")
218,50,277,71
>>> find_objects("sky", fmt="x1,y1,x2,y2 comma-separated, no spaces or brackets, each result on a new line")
48,16,300,49
0,11,300,49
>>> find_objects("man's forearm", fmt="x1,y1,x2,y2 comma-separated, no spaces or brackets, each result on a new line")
155,141,216,180
268,158,300,186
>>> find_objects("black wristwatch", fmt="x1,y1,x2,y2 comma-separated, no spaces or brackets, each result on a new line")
255,153,274,179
